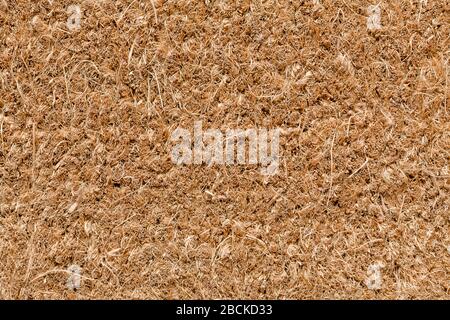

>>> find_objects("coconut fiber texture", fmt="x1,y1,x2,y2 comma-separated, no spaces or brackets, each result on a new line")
0,0,449,299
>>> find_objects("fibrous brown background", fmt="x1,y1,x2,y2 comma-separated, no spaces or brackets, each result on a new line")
0,0,449,299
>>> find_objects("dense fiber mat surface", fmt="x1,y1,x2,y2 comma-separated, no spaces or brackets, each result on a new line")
0,0,449,299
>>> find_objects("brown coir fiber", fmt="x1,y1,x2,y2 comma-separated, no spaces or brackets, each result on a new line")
0,0,449,299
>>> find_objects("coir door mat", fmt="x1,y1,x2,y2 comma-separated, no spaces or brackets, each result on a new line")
0,0,448,299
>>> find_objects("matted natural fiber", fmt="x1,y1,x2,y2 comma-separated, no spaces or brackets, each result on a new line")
0,0,448,299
